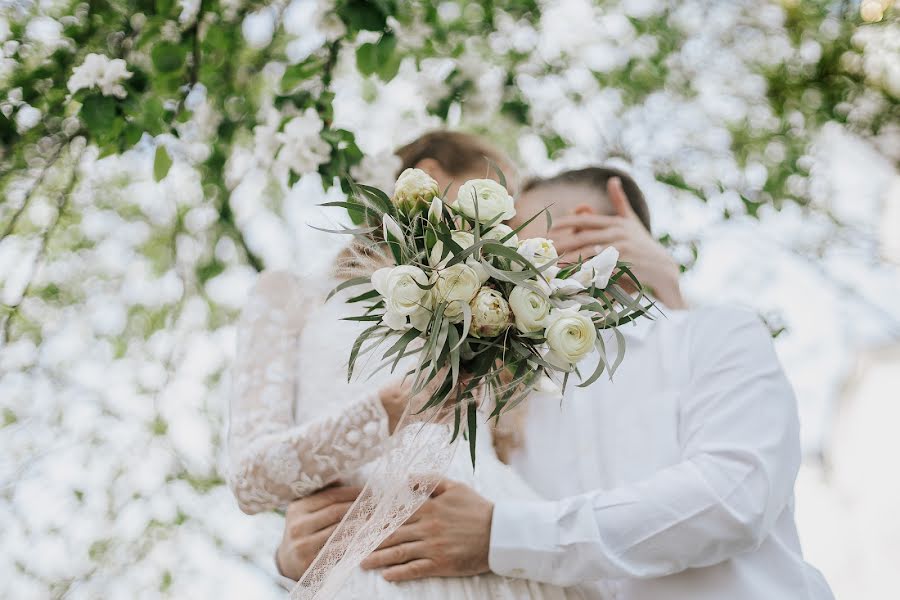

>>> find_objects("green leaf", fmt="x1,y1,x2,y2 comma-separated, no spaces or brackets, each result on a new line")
377,52,402,81
326,276,372,301
349,324,383,380
485,156,508,189
80,95,117,137
356,43,379,75
577,338,608,388
450,402,462,443
448,324,460,388
374,34,400,81
153,145,172,182
338,0,392,32
151,42,185,73
282,56,327,91
155,0,176,16
467,400,477,468
383,327,421,360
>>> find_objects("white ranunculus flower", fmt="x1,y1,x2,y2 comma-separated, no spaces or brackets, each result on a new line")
543,307,596,368
432,263,481,322
482,223,518,247
393,168,440,212
470,287,512,337
455,179,516,224
515,237,558,272
571,247,619,289
508,285,551,333
428,230,488,283
371,266,430,330
428,230,474,266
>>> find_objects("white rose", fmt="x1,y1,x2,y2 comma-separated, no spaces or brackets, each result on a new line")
543,307,596,368
508,285,551,333
393,168,440,212
371,266,431,330
482,223,518,247
431,263,481,322
456,179,516,224
515,237,558,271
571,247,619,289
470,287,512,337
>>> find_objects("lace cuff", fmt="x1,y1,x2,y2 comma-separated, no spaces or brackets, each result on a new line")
227,270,390,514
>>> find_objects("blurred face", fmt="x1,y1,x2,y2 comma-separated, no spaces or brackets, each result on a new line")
415,158,517,203
508,182,612,243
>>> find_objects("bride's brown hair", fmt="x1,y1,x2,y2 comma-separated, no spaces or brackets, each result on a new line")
334,130,510,280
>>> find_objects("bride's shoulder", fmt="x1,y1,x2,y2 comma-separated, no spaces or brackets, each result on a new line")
248,268,330,314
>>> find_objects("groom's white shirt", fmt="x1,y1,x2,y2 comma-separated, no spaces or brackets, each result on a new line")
490,306,834,600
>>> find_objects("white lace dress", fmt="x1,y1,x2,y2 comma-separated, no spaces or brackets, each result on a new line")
228,269,588,599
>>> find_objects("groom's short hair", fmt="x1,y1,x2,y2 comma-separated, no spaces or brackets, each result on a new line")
396,130,507,177
524,167,652,232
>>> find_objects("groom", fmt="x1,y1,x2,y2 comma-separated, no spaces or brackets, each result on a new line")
276,168,834,599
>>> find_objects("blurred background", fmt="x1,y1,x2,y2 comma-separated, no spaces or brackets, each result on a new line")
1,0,898,598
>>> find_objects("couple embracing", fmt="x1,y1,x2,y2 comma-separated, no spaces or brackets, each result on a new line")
228,131,834,600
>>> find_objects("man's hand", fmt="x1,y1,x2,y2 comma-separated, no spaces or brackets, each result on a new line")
360,480,493,582
276,486,362,581
551,176,686,309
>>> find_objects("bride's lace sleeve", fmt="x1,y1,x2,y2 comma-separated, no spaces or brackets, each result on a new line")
227,270,390,514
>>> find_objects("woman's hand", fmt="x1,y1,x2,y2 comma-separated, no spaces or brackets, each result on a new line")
378,381,411,434
550,177,686,309
378,369,461,434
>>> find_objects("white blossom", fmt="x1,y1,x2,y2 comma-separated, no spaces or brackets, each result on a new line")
274,108,331,177
67,53,133,98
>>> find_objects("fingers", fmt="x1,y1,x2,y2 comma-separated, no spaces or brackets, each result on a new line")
430,479,453,496
290,486,362,514
549,214,622,231
381,558,438,582
559,244,622,264
287,500,355,538
553,228,624,254
607,177,634,218
361,541,428,570
375,523,424,549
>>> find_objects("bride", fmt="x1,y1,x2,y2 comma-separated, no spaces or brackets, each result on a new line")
227,131,585,599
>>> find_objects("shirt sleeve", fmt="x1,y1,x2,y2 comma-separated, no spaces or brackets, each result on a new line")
489,308,802,585
227,269,389,514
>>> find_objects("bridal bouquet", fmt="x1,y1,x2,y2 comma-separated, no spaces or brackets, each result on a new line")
323,167,654,465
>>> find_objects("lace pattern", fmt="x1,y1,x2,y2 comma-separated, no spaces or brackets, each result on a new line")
227,270,390,514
